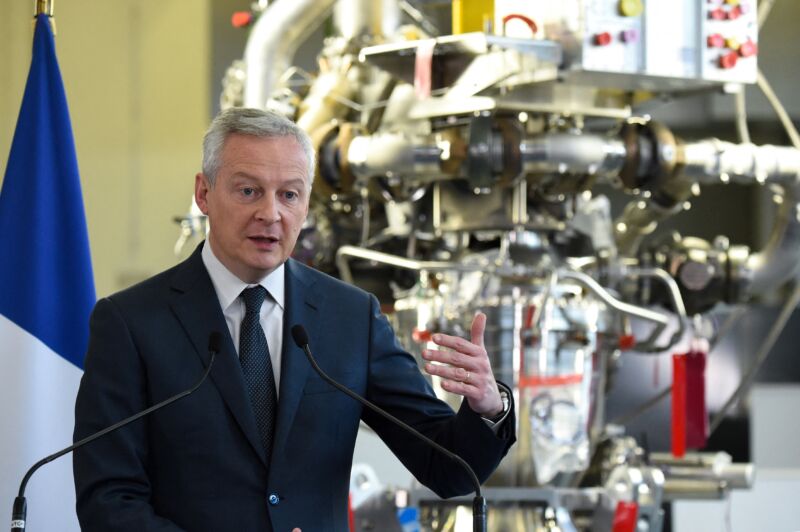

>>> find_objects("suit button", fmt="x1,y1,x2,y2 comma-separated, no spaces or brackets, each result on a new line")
268,493,280,506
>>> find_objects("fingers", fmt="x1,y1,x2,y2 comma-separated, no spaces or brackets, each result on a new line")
421,346,478,371
423,356,474,384
419,312,503,416
470,311,486,349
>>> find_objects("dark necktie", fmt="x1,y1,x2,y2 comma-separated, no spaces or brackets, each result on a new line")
239,286,278,460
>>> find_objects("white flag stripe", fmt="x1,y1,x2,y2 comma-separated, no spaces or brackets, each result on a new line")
0,314,81,532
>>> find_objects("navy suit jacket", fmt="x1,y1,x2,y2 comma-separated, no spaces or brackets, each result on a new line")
73,244,514,531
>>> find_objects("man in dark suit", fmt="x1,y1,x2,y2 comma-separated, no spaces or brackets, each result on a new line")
73,108,515,531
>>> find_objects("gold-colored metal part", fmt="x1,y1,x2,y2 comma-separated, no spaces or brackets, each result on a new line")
33,0,56,35
35,0,54,17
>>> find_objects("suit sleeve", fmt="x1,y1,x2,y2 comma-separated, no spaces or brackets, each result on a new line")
361,295,516,498
73,298,186,532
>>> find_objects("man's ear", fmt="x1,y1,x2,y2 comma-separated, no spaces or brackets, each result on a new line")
195,173,210,214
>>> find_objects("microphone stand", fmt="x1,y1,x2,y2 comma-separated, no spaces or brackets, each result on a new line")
290,325,487,532
10,335,220,532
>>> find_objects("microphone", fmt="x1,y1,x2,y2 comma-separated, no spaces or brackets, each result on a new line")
290,324,488,532
10,332,224,532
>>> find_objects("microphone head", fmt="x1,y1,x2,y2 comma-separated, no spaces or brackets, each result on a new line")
208,331,224,353
291,325,309,348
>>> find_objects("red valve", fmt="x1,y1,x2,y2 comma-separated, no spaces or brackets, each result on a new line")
594,32,613,46
739,39,758,57
412,328,433,343
618,334,636,350
719,51,739,69
709,7,726,20
231,11,253,28
707,33,725,48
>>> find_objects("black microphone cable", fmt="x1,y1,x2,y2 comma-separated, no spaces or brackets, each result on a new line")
290,324,488,532
10,332,223,532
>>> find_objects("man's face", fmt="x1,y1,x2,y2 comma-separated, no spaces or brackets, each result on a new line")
195,133,310,283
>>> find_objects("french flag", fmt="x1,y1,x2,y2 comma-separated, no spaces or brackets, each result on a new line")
0,14,94,531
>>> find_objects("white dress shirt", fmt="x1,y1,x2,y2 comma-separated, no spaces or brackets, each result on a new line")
201,240,510,425
202,241,285,395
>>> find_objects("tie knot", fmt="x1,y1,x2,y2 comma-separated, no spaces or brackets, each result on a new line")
241,285,267,314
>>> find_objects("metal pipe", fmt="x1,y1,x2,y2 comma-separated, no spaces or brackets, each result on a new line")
626,267,687,351
757,68,800,149
650,452,755,490
662,479,727,501
243,0,336,108
347,133,443,181
520,133,627,178
680,139,800,186
335,245,481,284
746,185,800,295
333,0,401,41
556,269,671,328
613,198,683,256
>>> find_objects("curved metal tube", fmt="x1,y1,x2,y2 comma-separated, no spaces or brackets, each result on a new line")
556,269,671,328
335,245,483,284
746,185,800,295
681,140,800,295
626,267,687,352
243,0,336,108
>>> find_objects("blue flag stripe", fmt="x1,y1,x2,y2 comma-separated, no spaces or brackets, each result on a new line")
0,14,95,369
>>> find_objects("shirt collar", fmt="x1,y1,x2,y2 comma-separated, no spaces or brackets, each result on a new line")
201,239,285,311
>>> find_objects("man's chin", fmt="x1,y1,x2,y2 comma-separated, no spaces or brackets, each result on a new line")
244,255,284,276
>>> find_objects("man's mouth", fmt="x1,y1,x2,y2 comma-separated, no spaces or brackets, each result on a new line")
248,235,279,247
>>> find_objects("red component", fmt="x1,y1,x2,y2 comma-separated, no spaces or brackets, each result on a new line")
709,7,726,20
685,350,709,449
502,13,538,36
412,328,433,343
594,31,613,46
612,501,639,532
707,33,725,48
719,51,739,69
231,11,253,28
739,39,758,57
727,5,742,19
672,354,687,458
618,334,636,350
348,493,355,532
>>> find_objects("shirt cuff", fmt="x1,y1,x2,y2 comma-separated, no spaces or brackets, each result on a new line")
481,382,512,433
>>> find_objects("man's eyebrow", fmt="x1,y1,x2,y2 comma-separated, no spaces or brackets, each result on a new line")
283,177,308,187
229,172,260,181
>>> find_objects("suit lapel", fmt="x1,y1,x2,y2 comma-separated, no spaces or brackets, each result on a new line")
271,259,322,463
168,245,269,467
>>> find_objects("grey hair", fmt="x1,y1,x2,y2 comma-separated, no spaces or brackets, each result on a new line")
202,107,316,187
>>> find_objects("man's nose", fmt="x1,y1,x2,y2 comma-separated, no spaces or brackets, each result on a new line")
254,195,280,222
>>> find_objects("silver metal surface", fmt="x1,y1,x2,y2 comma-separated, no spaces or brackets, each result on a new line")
243,0,336,108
